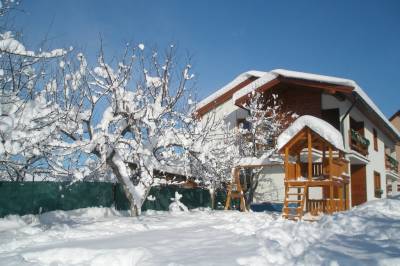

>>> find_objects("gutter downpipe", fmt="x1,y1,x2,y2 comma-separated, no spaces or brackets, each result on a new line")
340,92,359,149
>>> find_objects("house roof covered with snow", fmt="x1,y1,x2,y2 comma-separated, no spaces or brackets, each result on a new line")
277,115,345,152
195,70,266,117
196,68,400,142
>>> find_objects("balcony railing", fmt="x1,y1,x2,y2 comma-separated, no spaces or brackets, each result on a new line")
349,129,370,156
307,199,346,215
385,154,399,173
287,158,349,181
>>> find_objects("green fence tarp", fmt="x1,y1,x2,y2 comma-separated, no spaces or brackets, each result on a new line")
0,182,114,217
0,181,217,217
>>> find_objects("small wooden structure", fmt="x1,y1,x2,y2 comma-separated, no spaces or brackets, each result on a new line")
224,156,277,212
224,167,247,211
278,126,350,220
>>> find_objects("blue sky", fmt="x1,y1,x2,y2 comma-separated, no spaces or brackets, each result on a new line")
15,0,400,117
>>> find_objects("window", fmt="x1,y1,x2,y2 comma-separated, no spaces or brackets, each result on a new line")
322,108,340,130
237,119,251,130
374,171,382,198
373,128,378,151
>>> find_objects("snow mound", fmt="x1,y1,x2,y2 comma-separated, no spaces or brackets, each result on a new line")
169,192,189,213
277,115,344,151
22,247,150,266
238,196,400,265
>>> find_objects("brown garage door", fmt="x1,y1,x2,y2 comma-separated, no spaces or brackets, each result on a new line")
351,164,367,206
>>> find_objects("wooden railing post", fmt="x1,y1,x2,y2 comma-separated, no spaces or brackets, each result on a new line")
339,186,344,211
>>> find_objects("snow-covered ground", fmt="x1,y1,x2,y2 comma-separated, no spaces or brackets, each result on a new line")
1,197,400,266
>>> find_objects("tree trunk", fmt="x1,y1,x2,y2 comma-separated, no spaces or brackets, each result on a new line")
107,156,141,217
209,187,215,209
246,172,259,210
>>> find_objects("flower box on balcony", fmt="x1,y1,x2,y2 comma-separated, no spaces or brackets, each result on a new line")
374,189,383,198
349,129,370,155
385,154,399,172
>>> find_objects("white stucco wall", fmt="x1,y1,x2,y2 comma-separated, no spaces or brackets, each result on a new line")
322,93,397,205
253,165,285,203
201,99,248,130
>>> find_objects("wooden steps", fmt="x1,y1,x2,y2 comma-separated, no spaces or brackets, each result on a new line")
285,199,302,203
282,183,307,220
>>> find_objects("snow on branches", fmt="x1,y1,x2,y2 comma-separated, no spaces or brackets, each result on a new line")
235,91,298,207
49,45,196,216
239,91,298,157
0,26,68,181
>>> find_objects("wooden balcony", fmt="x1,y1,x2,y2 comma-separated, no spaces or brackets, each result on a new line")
349,129,369,156
385,154,399,173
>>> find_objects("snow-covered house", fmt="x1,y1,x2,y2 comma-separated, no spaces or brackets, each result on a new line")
196,69,400,208
389,110,400,195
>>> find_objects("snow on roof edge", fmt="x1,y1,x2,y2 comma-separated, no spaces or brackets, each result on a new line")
196,70,266,111
232,72,278,103
277,115,345,152
271,69,400,141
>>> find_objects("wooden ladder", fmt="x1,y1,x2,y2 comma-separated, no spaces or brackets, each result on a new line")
224,167,247,212
282,182,307,221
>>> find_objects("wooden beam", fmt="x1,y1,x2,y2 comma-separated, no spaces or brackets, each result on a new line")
224,184,232,210
329,147,333,180
329,146,334,214
339,185,344,211
295,155,301,178
224,167,237,210
234,78,281,107
345,183,350,210
307,128,312,181
279,76,354,94
233,168,247,212
197,76,258,118
285,147,289,180
282,131,307,152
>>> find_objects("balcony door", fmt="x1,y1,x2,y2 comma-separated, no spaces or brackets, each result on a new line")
351,164,367,206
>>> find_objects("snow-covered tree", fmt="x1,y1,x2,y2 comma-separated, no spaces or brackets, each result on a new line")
237,91,297,207
0,2,68,181
48,44,196,216
0,2,222,215
184,110,238,188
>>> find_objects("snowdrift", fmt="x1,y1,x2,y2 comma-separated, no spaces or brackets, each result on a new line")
0,197,399,265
